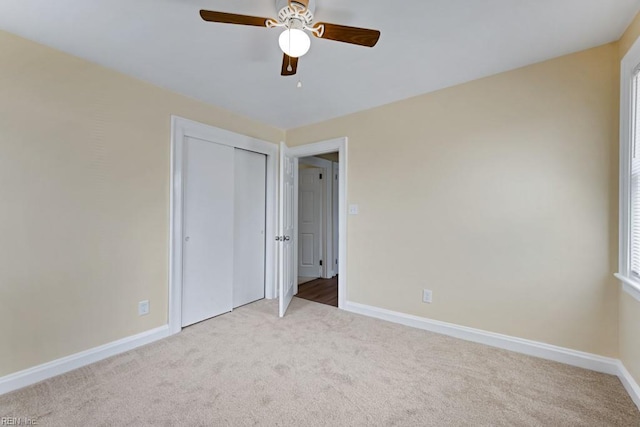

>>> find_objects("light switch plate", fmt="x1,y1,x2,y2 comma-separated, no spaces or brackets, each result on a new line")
349,204,359,215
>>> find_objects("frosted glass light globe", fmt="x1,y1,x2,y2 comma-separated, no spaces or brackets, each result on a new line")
279,29,311,58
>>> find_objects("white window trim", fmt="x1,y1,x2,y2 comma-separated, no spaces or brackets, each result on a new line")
617,36,640,303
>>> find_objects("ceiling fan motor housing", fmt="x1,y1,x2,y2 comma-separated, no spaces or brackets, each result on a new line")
276,0,316,27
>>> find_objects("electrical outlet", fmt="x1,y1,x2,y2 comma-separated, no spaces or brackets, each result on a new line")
422,290,433,304
138,300,150,316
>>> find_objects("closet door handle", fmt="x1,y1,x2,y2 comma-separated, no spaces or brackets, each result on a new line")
284,236,290,241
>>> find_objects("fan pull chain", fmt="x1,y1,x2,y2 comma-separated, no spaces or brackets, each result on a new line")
287,30,293,72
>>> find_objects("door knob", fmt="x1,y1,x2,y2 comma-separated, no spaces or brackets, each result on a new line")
185,236,190,242
284,236,290,241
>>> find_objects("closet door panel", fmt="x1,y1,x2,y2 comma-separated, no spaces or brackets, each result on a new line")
182,137,234,326
233,149,266,308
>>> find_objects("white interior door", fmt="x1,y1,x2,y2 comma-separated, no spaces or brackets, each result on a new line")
279,142,295,317
182,137,234,327
298,167,322,278
233,149,266,308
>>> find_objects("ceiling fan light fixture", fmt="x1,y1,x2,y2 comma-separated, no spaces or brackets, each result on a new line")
278,29,310,58
199,1,380,76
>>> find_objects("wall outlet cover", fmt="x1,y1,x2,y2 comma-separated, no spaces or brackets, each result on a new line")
138,300,150,316
422,290,433,304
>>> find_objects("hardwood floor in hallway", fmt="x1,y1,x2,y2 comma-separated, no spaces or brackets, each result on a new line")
295,276,338,307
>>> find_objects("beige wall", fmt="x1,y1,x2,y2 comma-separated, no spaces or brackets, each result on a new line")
620,292,640,381
288,44,620,356
317,152,339,163
618,12,640,389
620,11,640,59
0,30,284,377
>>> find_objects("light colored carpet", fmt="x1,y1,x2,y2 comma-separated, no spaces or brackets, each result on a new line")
1,298,638,426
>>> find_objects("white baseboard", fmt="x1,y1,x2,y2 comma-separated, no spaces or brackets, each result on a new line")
344,301,640,410
617,361,640,410
0,325,171,396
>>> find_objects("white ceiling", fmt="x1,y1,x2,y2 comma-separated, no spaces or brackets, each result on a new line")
0,0,639,129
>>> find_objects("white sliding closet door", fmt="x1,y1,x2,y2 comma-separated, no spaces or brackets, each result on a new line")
182,137,234,327
233,149,266,308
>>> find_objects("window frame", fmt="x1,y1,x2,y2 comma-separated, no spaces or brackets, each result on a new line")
617,36,640,303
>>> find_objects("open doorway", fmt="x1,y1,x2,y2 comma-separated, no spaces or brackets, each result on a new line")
295,152,339,307
279,136,347,316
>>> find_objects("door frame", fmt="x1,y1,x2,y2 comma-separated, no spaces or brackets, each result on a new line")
298,156,334,279
290,137,348,309
332,161,339,275
169,116,278,334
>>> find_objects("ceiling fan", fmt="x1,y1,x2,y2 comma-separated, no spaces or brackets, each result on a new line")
199,0,381,76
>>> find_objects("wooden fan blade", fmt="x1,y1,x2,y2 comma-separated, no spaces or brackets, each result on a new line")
314,22,380,47
281,54,298,76
199,10,270,27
